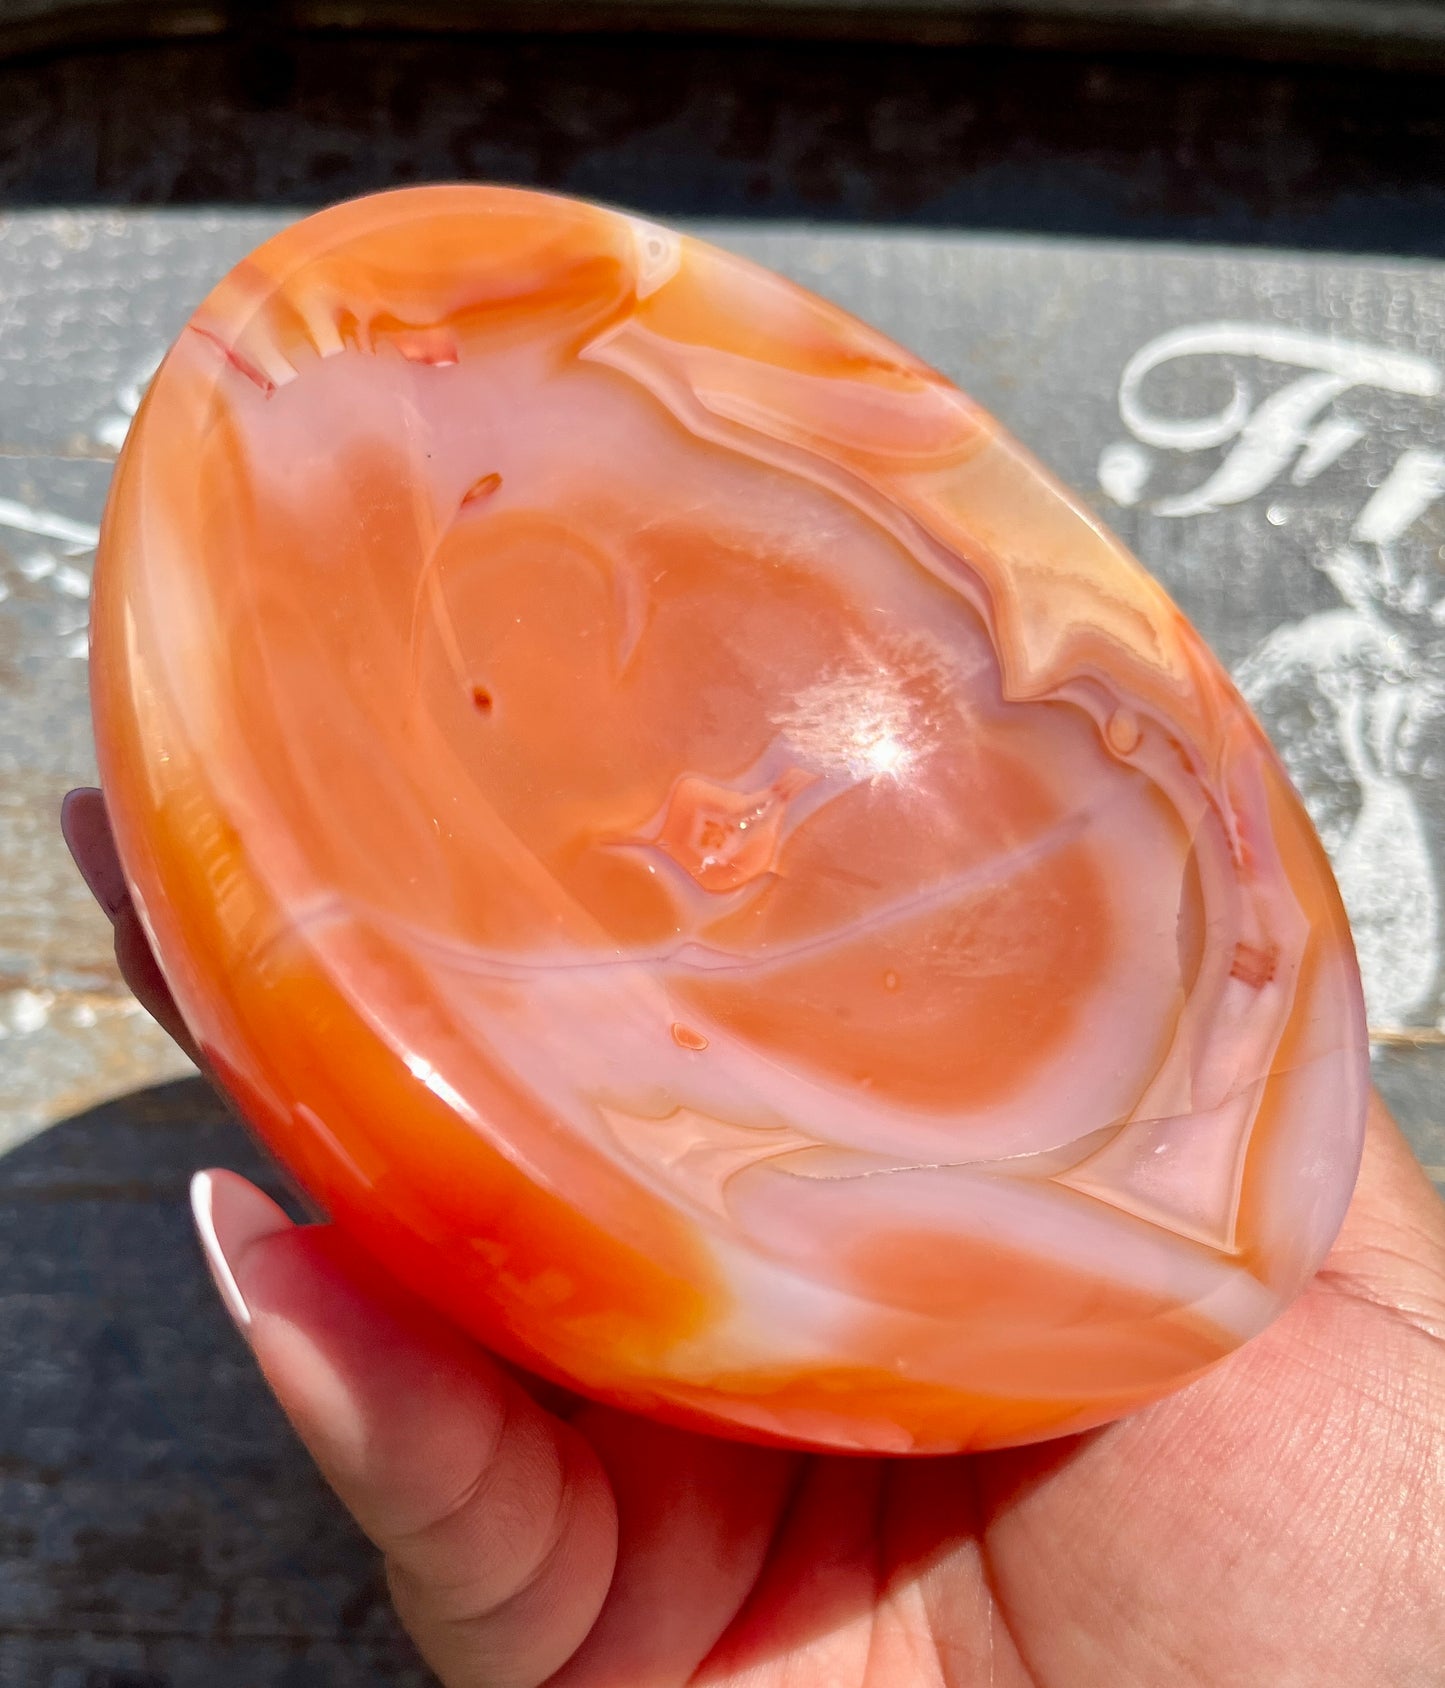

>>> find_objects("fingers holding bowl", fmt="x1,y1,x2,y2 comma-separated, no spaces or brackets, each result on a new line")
61,785,202,1063
191,1168,619,1688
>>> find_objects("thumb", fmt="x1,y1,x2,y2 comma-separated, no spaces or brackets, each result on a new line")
190,1169,618,1688
1317,1091,1445,1337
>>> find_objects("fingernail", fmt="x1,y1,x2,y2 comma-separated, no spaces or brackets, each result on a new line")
60,787,128,921
190,1168,294,1331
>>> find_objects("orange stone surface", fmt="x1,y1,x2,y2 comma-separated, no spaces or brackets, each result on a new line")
91,187,1369,1453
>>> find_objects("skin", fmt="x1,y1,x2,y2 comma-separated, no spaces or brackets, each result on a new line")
63,787,1445,1687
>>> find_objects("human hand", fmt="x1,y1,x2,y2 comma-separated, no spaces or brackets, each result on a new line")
63,786,1445,1687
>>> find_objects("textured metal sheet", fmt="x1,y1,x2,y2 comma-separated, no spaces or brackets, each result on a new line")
3,207,1442,1161
3,208,1444,1683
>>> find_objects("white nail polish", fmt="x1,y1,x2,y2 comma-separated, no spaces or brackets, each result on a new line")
190,1169,255,1330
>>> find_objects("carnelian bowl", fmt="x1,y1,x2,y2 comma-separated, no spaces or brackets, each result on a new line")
91,187,1368,1453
